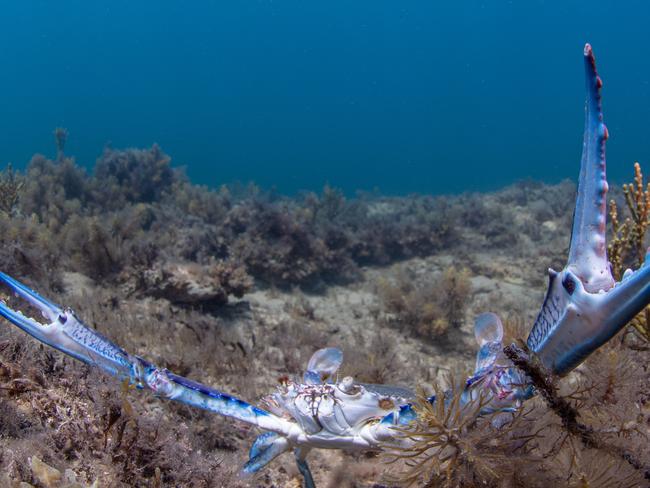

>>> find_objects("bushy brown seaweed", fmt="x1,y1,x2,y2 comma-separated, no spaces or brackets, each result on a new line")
0,138,579,296
609,162,650,342
0,145,467,295
53,127,68,163
386,376,540,488
378,266,471,339
388,338,649,488
0,311,246,487
94,145,176,206
0,163,24,216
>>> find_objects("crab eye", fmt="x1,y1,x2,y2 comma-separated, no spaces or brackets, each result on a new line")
562,275,576,295
58,314,67,324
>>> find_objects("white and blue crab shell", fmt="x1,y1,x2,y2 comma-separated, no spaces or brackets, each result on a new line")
261,348,414,440
243,347,416,474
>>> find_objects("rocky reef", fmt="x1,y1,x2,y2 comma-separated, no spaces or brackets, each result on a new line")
0,146,647,487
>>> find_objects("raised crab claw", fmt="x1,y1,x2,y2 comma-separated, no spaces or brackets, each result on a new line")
1,44,649,487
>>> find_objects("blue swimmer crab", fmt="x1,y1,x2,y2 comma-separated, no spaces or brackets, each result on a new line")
1,44,649,487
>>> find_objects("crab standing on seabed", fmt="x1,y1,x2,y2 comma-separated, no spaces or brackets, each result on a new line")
1,44,649,487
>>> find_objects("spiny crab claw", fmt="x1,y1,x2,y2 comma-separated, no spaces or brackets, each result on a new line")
529,262,650,376
525,44,650,376
0,271,137,379
0,271,63,324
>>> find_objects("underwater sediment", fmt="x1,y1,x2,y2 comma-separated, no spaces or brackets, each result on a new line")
0,148,648,487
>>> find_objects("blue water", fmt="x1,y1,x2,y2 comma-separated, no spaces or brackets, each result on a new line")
1,1,649,195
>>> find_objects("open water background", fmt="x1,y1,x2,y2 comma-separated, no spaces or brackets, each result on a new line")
1,1,649,195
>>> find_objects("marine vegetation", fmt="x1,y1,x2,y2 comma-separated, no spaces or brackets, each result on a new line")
0,163,23,216
0,44,649,487
53,128,68,163
0,145,463,294
378,266,472,339
608,162,650,342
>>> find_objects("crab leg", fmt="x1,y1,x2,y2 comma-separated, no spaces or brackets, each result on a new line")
243,432,291,474
0,272,295,436
294,448,316,488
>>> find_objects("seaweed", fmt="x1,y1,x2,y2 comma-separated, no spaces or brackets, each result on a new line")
20,154,91,230
0,163,24,217
225,200,358,287
608,162,650,342
386,379,537,487
387,338,649,487
504,343,650,482
53,127,68,163
0,145,497,290
94,145,177,207
0,290,256,487
378,266,471,340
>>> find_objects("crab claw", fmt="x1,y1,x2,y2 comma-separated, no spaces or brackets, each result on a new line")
526,45,650,376
531,264,650,376
0,271,136,379
566,44,614,294
0,271,63,326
